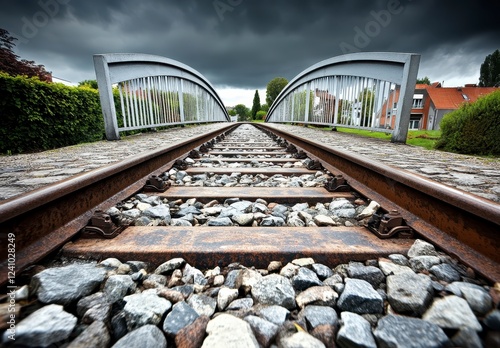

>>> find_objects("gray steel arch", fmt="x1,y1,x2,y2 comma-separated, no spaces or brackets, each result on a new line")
266,52,420,143
94,53,230,140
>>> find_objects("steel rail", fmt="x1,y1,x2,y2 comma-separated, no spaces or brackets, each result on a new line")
0,124,238,286
256,123,500,282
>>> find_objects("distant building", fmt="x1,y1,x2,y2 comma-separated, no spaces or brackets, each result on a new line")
379,82,499,130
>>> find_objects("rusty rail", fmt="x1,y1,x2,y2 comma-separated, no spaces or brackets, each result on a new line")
257,123,500,282
1,122,499,285
0,124,237,285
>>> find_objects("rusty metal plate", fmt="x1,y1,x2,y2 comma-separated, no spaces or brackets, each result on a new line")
194,158,300,163
206,151,288,156
62,226,415,269
186,167,317,175
158,187,354,203
212,146,284,150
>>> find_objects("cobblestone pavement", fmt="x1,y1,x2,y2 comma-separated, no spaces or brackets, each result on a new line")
1,123,499,203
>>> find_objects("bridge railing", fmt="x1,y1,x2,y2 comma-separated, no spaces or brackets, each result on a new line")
265,52,420,143
94,53,230,140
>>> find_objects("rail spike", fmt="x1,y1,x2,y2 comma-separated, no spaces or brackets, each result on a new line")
366,210,414,239
81,210,126,239
306,160,323,171
143,175,170,193
325,175,350,192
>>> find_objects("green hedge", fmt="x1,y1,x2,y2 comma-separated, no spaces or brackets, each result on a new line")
435,90,500,156
0,73,105,154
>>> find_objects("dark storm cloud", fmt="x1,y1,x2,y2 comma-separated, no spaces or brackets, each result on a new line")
1,0,499,89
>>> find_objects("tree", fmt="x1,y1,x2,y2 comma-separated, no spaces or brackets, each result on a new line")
251,90,261,119
479,49,500,87
358,88,375,126
78,79,98,89
261,103,269,112
0,28,51,82
266,77,288,106
233,104,250,121
416,76,431,85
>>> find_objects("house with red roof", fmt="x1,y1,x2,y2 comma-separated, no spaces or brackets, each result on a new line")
379,82,498,130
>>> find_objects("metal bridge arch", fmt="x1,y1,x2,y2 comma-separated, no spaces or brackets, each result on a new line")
94,53,230,140
265,52,420,143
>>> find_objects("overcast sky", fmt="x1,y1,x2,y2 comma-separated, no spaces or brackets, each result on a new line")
1,0,499,106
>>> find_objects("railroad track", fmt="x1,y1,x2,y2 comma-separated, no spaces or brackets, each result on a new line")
1,123,499,347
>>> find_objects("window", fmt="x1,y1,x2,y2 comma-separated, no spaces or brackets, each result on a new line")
412,98,423,108
408,116,421,130
412,94,424,108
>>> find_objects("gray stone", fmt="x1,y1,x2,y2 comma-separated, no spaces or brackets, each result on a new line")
273,204,288,214
244,315,279,348
99,257,122,269
252,274,296,309
188,294,217,317
202,314,259,348
292,202,309,211
337,312,377,348
292,267,323,291
31,263,106,305
252,202,268,213
123,293,172,330
313,214,337,226
357,200,380,219
329,198,356,218
112,325,166,348
257,305,290,326
407,239,437,257
296,286,338,309
103,274,136,304
378,259,414,276
163,301,199,336
77,292,109,317
144,275,167,290
423,295,482,331
122,208,141,219
409,255,440,272
280,262,300,278
218,287,239,310
67,320,110,348
300,305,338,329
208,216,233,226
430,263,461,283
485,309,500,330
280,331,326,348
337,278,383,314
374,314,450,348
231,213,254,225
388,254,410,266
347,262,385,287
134,216,151,226
3,304,77,347
238,268,264,294
176,205,201,217
387,272,433,315
260,216,285,226
445,281,492,316
182,263,208,285
287,216,306,227
171,218,192,226
154,257,186,274
311,263,334,280
142,204,171,223
452,327,484,348
224,269,242,288
230,200,254,213
227,297,254,310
